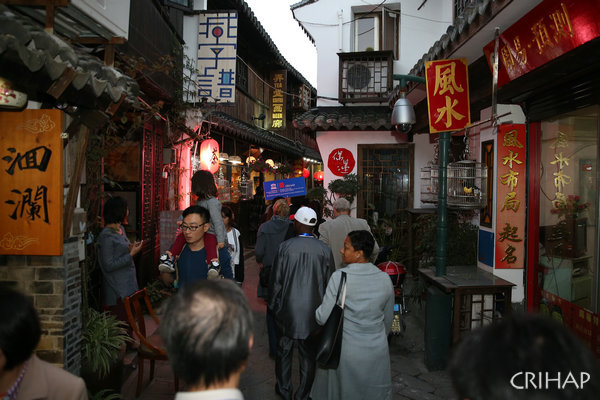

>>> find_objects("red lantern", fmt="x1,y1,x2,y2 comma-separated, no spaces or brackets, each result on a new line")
199,139,220,174
314,170,324,181
302,168,310,178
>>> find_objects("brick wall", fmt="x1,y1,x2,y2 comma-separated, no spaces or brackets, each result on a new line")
0,240,83,375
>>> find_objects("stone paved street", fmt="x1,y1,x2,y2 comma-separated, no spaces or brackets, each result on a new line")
121,248,455,400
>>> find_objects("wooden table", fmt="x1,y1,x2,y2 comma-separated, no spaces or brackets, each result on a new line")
419,266,516,343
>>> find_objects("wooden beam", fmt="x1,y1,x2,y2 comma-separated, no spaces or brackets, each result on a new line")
104,44,114,67
74,36,127,45
105,92,126,116
45,2,55,33
46,67,77,99
63,124,90,240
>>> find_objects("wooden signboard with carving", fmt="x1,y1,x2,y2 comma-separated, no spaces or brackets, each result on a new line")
0,109,64,255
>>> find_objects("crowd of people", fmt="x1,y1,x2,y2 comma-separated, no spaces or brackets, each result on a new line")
4,170,599,400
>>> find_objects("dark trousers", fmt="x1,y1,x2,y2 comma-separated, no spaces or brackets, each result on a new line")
267,309,279,357
276,335,316,400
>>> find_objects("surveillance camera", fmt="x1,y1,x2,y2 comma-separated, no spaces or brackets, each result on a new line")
391,93,416,133
395,123,413,133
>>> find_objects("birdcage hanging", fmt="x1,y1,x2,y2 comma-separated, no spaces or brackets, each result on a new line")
420,161,439,204
447,133,487,209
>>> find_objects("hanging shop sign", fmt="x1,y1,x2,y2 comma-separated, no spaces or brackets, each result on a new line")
199,138,220,174
483,0,600,88
327,148,355,176
495,124,526,269
197,12,238,102
270,70,287,130
263,177,306,201
425,58,470,133
0,109,64,255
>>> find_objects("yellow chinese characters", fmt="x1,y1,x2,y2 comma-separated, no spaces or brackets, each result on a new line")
433,63,466,128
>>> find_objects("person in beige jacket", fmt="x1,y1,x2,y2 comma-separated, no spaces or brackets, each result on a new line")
318,198,379,269
0,287,87,400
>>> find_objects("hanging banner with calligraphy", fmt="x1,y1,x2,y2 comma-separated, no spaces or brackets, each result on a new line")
483,0,600,87
495,124,526,269
425,58,470,133
0,110,64,255
327,148,355,176
197,12,238,102
270,70,287,130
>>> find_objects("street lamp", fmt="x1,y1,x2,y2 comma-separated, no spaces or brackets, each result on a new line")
392,74,448,277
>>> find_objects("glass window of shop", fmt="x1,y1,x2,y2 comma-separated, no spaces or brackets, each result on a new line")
538,106,598,312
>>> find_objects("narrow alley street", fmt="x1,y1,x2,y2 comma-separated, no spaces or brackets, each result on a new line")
120,248,455,400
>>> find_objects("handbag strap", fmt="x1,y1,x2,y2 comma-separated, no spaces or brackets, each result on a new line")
335,272,347,308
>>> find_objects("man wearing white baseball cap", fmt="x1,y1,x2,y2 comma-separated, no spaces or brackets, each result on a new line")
269,206,335,400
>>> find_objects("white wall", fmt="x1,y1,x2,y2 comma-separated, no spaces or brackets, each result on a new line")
412,133,436,208
293,0,452,106
316,129,408,216
72,0,131,39
182,1,208,103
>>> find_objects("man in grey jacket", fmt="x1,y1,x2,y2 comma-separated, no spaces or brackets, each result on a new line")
269,207,335,400
318,198,379,268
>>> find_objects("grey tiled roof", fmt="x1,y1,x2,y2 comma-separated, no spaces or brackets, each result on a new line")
208,111,321,160
293,106,392,131
0,4,139,110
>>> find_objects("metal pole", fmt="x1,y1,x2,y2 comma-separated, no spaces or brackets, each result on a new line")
435,131,450,276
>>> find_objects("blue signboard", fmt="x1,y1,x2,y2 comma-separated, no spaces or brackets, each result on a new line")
264,177,306,200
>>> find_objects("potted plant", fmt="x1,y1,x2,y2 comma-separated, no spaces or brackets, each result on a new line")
81,308,130,396
328,173,359,204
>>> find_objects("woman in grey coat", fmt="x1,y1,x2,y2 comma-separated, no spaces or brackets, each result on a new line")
97,196,142,334
311,230,395,400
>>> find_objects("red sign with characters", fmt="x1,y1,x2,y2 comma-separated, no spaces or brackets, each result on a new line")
483,0,600,87
425,58,470,133
495,124,526,269
327,148,355,176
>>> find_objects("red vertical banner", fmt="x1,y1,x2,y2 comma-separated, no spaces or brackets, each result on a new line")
496,124,526,269
425,58,470,133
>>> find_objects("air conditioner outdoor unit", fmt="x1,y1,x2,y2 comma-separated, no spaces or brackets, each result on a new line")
339,51,392,103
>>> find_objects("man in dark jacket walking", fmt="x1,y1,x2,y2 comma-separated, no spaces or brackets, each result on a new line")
255,198,293,358
269,206,335,400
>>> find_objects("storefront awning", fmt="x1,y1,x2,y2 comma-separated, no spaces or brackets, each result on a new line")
207,111,321,161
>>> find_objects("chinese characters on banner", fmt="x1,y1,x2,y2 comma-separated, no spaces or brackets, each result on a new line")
0,110,63,255
327,148,355,177
483,0,600,87
197,12,238,102
425,58,470,133
495,124,526,269
270,70,287,130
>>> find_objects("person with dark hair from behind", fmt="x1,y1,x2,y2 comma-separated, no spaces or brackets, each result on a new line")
0,286,88,399
160,280,253,399
449,312,600,400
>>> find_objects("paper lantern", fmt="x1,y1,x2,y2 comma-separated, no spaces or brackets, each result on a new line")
246,156,256,165
302,168,310,178
265,159,275,168
199,138,220,174
314,170,324,181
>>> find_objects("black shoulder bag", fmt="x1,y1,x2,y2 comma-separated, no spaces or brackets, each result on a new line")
314,271,347,369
